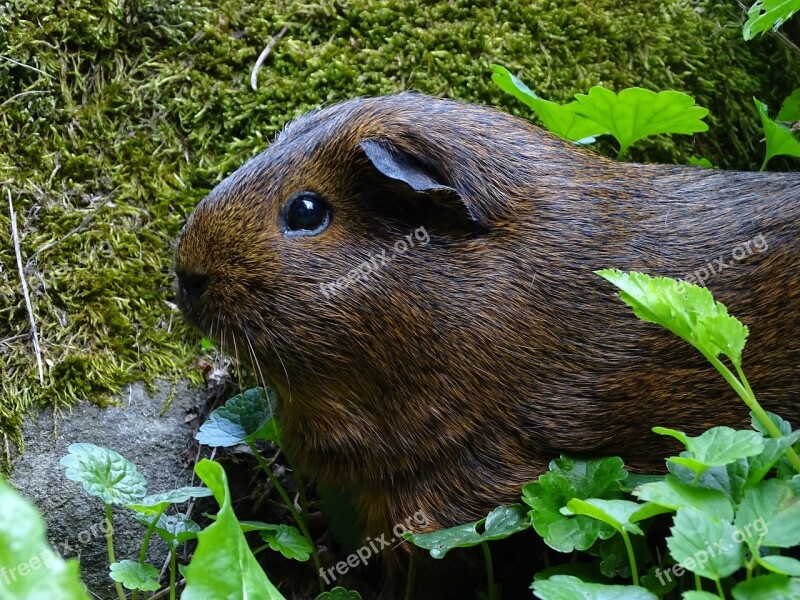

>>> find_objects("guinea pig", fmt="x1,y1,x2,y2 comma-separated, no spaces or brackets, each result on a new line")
174,93,800,599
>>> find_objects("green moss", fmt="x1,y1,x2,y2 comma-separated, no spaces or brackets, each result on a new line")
0,0,798,460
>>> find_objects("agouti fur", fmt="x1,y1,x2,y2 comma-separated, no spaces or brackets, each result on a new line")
175,93,800,599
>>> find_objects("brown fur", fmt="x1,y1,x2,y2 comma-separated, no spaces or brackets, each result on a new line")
175,93,800,598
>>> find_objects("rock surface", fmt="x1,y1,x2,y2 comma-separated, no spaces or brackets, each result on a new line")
7,380,204,598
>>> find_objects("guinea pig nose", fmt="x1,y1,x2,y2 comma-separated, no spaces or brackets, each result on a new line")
176,271,209,304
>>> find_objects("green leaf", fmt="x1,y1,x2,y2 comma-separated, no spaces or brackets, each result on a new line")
60,443,147,505
533,563,607,584
567,87,708,157
657,427,764,476
620,474,665,493
315,588,363,600
562,499,645,535
409,504,528,559
732,574,800,599
0,477,90,600
125,486,213,513
181,459,285,600
754,98,800,170
758,555,800,576
743,431,800,488
640,565,677,596
522,457,626,553
734,479,800,552
743,0,800,40
196,387,280,447
531,575,658,600
667,507,744,580
597,534,652,579
667,463,736,498
683,592,723,600
109,560,160,592
752,411,793,437
688,156,715,168
133,512,201,547
633,475,734,520
777,88,800,121
260,524,313,561
491,64,608,143
200,337,216,350
597,270,749,367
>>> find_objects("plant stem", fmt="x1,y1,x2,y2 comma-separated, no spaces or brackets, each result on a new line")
169,547,176,600
247,441,324,593
105,504,127,600
133,508,167,600
403,556,416,600
706,355,800,473
138,508,166,563
715,576,726,599
481,541,497,600
620,530,639,586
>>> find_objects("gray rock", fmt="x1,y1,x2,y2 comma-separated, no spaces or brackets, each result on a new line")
7,380,205,599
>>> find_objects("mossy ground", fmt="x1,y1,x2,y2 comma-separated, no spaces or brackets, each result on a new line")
1,0,798,461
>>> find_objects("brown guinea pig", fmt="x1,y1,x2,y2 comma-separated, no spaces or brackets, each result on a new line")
175,93,800,598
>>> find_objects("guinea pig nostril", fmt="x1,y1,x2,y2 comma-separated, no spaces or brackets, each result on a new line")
177,272,209,303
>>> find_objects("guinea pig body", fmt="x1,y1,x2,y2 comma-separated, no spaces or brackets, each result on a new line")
175,93,800,599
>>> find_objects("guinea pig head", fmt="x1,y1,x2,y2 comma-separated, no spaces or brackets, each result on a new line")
174,95,511,483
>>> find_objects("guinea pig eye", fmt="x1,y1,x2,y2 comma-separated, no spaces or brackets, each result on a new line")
282,191,332,236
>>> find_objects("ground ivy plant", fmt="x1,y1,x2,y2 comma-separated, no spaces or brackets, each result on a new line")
409,273,800,599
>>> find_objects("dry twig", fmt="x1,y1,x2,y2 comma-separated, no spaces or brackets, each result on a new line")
7,188,44,384
250,25,290,91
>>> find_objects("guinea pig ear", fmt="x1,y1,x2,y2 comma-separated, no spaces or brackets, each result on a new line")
357,138,488,233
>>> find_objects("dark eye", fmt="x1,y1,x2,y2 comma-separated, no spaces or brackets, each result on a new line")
283,191,332,235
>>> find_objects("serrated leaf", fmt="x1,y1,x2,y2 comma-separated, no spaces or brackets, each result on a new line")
567,87,708,157
134,512,201,547
752,411,793,437
109,560,160,592
531,575,658,599
734,479,800,552
597,270,749,367
126,486,213,513
181,459,285,599
562,499,646,535
260,524,313,561
0,477,90,600
667,508,744,580
633,475,734,520
743,0,800,40
668,462,735,497
777,88,800,122
409,505,528,559
754,98,800,170
491,64,608,142
60,443,147,505
315,588,363,600
196,387,280,447
658,427,764,476
743,432,800,488
732,574,800,599
522,456,626,553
